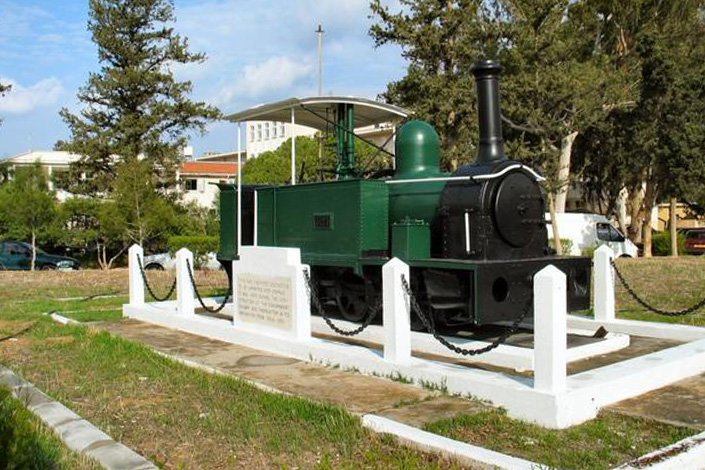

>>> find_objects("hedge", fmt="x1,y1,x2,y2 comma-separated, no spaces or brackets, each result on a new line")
167,235,219,267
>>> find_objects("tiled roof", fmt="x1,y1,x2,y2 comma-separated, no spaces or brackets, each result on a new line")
180,162,239,175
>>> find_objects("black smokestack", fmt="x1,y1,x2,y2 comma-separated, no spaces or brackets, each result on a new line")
472,60,506,164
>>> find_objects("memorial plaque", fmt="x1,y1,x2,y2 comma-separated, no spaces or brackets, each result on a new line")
237,273,293,329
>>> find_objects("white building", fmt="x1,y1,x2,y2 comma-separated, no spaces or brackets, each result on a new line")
246,121,316,158
2,150,81,201
178,161,239,208
2,150,239,209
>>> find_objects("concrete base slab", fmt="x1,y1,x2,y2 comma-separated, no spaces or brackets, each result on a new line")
311,315,630,372
376,396,491,428
608,373,705,430
122,302,705,428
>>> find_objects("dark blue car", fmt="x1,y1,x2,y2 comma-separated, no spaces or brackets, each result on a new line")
0,241,80,270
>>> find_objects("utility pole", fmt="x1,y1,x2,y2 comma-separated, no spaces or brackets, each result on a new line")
316,24,325,180
316,24,324,96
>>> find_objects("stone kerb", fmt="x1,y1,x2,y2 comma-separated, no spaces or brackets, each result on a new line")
128,244,144,306
594,245,616,322
232,246,311,341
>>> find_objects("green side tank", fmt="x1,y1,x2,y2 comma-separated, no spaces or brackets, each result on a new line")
389,120,449,225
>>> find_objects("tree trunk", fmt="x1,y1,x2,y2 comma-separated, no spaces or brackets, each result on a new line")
554,131,578,213
549,193,563,255
616,188,628,235
642,181,657,258
670,197,678,257
31,231,36,271
628,184,646,243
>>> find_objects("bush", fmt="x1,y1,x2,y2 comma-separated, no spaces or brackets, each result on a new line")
582,243,598,258
549,238,575,255
651,230,687,256
168,235,219,267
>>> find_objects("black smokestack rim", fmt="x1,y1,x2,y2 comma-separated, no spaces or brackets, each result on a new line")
472,59,506,165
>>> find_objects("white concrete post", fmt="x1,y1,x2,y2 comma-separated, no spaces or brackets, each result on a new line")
294,266,312,341
594,245,616,322
128,244,144,306
534,265,567,393
176,248,195,317
382,258,411,364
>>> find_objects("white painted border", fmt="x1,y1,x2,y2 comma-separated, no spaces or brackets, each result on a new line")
362,414,547,470
616,430,705,470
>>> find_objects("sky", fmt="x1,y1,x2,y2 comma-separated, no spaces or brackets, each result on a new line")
0,0,407,159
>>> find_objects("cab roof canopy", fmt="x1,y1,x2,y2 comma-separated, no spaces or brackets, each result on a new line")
224,96,411,129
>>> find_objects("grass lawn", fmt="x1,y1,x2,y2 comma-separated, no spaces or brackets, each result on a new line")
612,256,705,325
0,270,463,470
0,385,100,470
0,258,702,469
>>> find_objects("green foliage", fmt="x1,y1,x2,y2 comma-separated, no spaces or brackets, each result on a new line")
167,235,218,267
175,200,220,237
651,231,687,256
111,159,180,248
582,244,598,258
0,163,57,269
573,1,705,235
549,238,575,255
56,0,220,197
242,134,391,185
369,0,632,176
0,81,10,127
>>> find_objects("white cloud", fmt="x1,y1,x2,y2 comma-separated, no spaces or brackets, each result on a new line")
218,56,314,105
0,77,64,114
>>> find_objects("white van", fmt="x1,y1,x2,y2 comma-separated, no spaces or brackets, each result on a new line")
545,213,638,258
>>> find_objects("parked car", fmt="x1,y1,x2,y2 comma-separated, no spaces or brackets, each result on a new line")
685,229,705,255
142,251,223,270
546,212,638,258
0,241,80,270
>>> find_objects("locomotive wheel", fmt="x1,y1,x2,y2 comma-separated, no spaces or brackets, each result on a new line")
334,271,374,322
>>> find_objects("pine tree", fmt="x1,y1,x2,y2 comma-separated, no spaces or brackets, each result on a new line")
57,0,220,196
0,82,10,127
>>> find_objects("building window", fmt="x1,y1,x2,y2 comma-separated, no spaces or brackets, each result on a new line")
266,122,271,140
257,124,262,141
271,122,277,138
249,125,254,142
279,122,285,137
184,179,198,191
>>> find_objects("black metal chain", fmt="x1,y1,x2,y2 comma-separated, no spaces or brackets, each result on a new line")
137,256,176,302
186,259,232,314
401,275,531,356
303,270,381,336
611,259,705,316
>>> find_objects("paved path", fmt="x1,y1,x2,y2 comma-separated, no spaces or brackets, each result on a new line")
98,319,705,431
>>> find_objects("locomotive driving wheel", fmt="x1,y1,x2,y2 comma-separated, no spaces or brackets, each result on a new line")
334,270,377,322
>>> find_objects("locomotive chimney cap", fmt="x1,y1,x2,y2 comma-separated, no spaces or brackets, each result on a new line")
471,60,503,77
470,59,504,79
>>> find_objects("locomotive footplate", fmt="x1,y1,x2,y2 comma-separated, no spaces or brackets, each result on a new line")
409,256,591,326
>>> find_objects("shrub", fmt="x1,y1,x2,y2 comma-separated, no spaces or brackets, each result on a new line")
651,230,687,256
549,238,575,255
168,235,219,268
582,243,598,258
